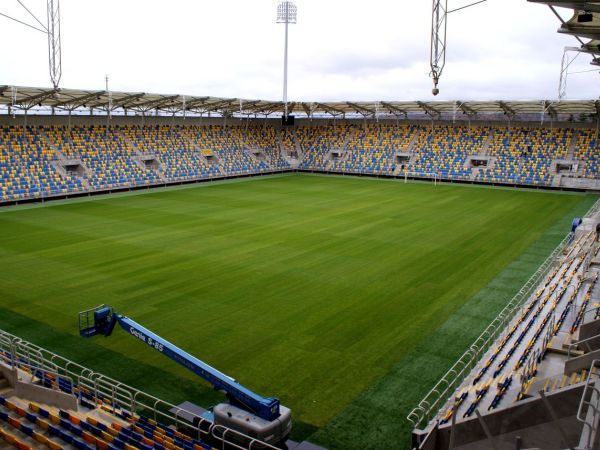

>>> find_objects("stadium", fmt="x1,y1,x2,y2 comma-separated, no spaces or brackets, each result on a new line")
0,1,599,449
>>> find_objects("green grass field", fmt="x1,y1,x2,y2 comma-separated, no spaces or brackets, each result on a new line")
0,174,596,449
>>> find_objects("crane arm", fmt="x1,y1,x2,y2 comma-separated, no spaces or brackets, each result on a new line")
79,305,280,422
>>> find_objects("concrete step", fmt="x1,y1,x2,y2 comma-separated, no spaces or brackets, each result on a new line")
0,423,41,449
0,376,10,396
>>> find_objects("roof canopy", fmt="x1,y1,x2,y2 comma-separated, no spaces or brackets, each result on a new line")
529,1,600,66
0,85,598,121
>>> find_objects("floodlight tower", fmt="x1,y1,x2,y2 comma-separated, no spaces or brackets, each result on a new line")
276,1,297,119
430,0,447,96
429,0,489,95
47,0,62,89
0,0,62,89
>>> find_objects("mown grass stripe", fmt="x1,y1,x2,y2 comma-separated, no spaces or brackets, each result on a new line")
0,174,593,446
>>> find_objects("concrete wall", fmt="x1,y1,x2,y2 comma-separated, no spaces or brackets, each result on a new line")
0,364,17,386
579,319,600,342
433,385,585,449
0,361,77,409
13,380,77,410
562,177,600,190
565,349,600,375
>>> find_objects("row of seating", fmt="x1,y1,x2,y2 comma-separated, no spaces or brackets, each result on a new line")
472,260,569,384
440,231,597,422
541,367,594,392
331,125,417,174
0,425,34,450
298,125,358,170
297,124,597,185
0,124,597,202
571,267,600,333
503,238,588,375
477,128,573,185
45,126,160,191
0,127,84,200
409,126,485,179
0,393,216,450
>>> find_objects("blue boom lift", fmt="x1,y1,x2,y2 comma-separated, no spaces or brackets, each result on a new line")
78,305,292,445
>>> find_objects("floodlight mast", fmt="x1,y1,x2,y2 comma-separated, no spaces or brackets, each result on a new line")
277,1,297,119
430,0,448,96
558,46,583,100
429,0,489,96
0,0,62,89
47,0,62,89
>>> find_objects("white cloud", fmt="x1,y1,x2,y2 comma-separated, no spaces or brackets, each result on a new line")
0,0,597,101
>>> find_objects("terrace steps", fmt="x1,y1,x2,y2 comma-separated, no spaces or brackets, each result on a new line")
405,129,420,153
567,129,579,160
0,375,9,396
479,128,494,156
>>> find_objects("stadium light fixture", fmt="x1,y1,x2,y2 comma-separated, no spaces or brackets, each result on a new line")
429,0,488,96
0,0,62,89
276,1,297,120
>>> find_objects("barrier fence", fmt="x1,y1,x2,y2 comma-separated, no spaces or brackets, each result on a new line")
0,329,279,450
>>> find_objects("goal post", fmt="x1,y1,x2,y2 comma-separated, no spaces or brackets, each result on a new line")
403,171,439,186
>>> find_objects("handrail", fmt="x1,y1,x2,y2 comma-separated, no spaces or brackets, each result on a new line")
567,333,600,358
0,350,76,393
407,232,569,430
0,328,279,450
576,359,600,450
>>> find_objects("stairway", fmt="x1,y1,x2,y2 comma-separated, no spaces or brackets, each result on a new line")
552,174,562,187
406,129,420,153
341,127,357,151
119,129,141,153
567,129,579,160
41,130,91,191
120,130,166,183
39,130,68,160
480,129,495,156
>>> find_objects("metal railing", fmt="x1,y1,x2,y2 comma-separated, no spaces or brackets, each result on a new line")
407,231,569,430
0,328,279,450
567,333,600,359
577,360,600,450
0,169,292,205
409,197,600,432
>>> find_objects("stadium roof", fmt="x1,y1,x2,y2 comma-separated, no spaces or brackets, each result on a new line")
0,85,598,119
528,1,600,66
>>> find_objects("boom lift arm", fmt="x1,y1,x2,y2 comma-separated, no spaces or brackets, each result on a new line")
78,305,291,444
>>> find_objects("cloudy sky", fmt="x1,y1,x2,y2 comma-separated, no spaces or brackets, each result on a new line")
0,0,598,101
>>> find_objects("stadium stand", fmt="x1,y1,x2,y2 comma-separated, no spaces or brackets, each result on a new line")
0,122,598,204
409,125,486,179
0,330,281,450
0,126,84,201
121,125,221,181
280,128,297,156
410,202,600,450
576,129,600,180
297,124,358,171
45,125,161,191
331,124,417,175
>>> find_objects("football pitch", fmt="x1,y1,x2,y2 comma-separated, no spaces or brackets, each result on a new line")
0,174,596,448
